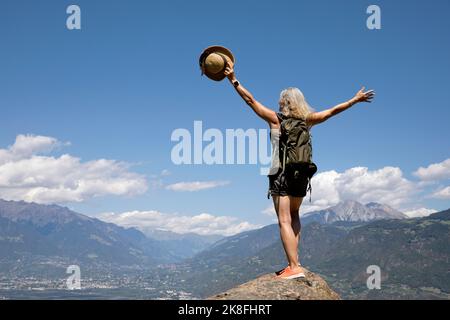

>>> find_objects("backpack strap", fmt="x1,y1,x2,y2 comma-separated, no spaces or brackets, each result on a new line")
277,112,289,174
280,141,287,175
307,177,312,203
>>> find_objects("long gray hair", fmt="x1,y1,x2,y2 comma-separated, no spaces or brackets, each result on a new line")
279,87,315,120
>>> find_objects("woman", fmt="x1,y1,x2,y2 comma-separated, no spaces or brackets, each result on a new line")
224,65,375,279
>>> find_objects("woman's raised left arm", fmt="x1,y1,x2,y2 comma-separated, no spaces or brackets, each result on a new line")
307,87,375,126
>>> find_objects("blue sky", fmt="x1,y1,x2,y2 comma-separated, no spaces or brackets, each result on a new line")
1,0,449,233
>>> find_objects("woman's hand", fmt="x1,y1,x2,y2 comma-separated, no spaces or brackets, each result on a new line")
353,86,375,103
224,64,237,82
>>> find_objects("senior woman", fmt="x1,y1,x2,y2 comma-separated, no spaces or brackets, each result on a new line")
224,65,375,279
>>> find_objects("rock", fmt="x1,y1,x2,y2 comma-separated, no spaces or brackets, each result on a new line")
208,269,340,300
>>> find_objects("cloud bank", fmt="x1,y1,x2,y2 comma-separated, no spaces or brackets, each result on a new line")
0,135,148,204
414,158,450,181
98,210,260,236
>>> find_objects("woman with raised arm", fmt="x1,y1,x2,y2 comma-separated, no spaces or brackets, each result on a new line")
224,65,375,279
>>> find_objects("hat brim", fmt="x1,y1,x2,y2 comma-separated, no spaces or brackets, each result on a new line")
199,46,235,82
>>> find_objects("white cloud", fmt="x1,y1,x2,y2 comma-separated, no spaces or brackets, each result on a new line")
98,210,260,236
149,169,171,179
0,134,63,164
165,180,230,192
303,166,416,212
403,207,437,218
431,186,450,199
303,170,341,212
335,166,416,207
262,205,276,216
160,169,171,177
0,135,148,204
414,158,450,181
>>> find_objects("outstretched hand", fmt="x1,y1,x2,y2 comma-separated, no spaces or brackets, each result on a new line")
354,87,375,103
224,64,236,81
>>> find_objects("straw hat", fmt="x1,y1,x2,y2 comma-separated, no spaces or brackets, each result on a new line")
199,46,235,81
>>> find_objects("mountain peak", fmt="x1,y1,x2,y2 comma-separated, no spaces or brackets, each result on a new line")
209,268,340,300
302,200,408,224
0,198,90,225
332,199,366,210
364,202,407,219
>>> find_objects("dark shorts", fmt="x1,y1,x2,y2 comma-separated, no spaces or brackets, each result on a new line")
268,168,310,198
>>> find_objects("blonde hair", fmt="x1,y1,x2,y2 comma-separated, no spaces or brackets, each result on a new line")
279,87,314,120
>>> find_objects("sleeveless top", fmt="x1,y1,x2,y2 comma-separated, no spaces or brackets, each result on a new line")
267,113,286,176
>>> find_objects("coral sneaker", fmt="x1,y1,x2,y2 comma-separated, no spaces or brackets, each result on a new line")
276,266,306,279
275,264,302,276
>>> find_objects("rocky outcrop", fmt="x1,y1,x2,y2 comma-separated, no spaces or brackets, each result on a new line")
209,269,340,300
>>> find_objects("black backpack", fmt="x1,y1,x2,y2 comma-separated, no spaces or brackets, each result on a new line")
278,113,318,201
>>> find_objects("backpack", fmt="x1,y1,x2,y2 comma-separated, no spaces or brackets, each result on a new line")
278,113,318,201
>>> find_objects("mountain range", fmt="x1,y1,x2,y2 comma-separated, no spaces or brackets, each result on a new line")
0,198,449,300
1,199,404,270
0,199,217,270
0,199,161,268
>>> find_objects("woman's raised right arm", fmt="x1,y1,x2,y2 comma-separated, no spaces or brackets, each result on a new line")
224,66,278,126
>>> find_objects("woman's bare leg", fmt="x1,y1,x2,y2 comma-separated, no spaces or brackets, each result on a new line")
289,196,303,267
273,195,301,270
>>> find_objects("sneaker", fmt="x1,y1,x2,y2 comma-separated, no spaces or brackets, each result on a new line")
276,266,306,279
275,264,302,276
